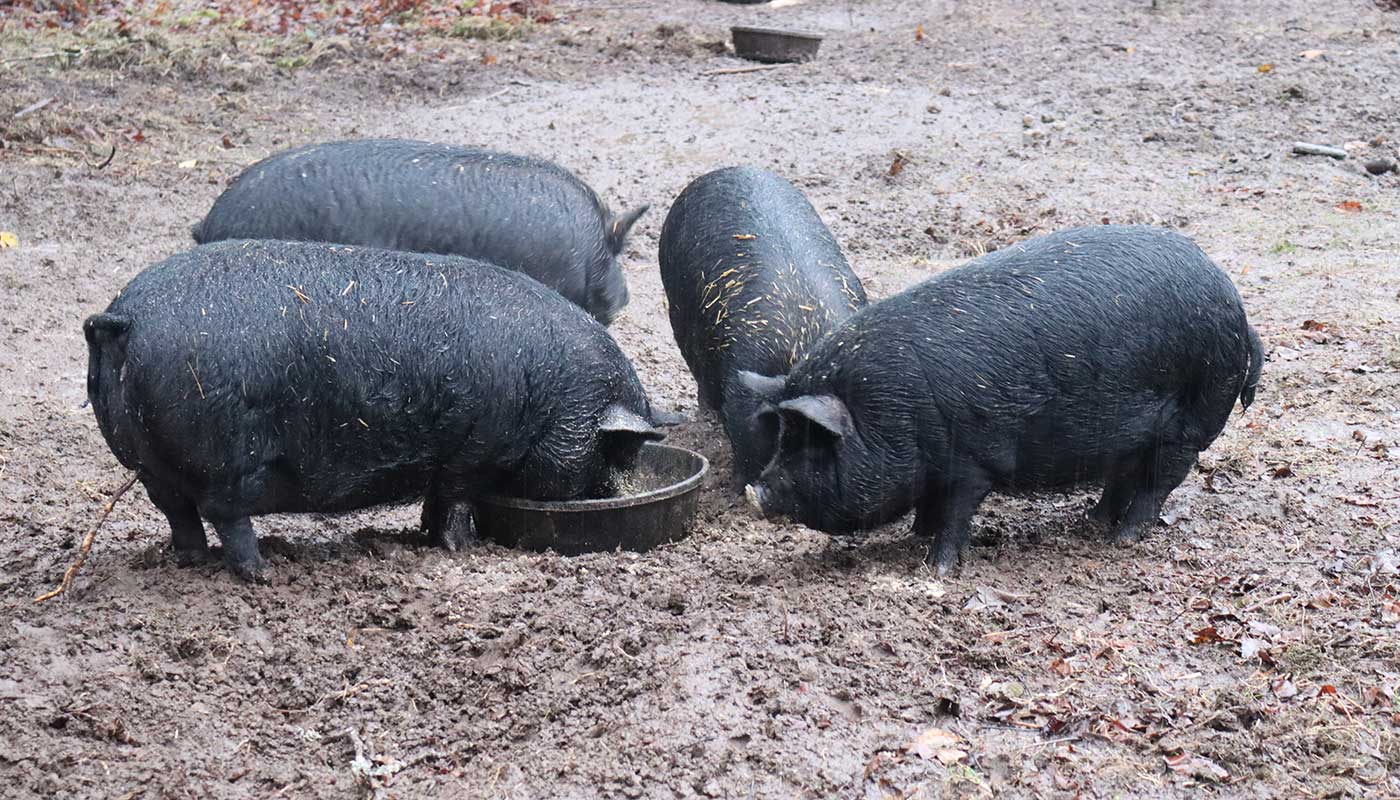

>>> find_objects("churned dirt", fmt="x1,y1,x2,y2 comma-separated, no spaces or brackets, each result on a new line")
2,1,1399,797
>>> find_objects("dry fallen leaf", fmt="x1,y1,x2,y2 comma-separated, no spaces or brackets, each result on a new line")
1335,200,1362,213
178,159,198,169
0,231,17,248
481,53,498,66
1381,601,1400,625
888,151,909,177
1247,620,1281,639
965,585,1025,611
915,24,924,42
1239,637,1269,660
1167,753,1231,783
907,727,967,764
1257,63,1274,73
1192,625,1225,644
1049,657,1073,677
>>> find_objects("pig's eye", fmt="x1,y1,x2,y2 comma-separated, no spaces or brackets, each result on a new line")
780,412,840,456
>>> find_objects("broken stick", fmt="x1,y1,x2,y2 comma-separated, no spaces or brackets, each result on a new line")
34,472,139,603
1292,141,1348,159
700,63,795,77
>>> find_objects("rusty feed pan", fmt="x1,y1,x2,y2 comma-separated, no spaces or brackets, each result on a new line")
476,443,708,556
731,25,823,63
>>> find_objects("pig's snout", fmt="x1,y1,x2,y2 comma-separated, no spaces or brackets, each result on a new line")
744,483,766,516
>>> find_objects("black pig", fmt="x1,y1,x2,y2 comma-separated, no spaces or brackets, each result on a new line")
659,167,867,486
85,240,665,582
191,139,648,325
742,226,1263,575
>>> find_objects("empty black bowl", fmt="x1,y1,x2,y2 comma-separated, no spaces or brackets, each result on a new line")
475,443,709,556
731,25,823,63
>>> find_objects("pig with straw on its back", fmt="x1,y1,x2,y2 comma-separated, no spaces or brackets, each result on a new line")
659,166,867,487
84,240,668,582
742,225,1264,575
191,139,649,325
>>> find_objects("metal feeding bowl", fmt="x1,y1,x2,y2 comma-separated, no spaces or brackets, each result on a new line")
731,25,824,63
476,443,708,556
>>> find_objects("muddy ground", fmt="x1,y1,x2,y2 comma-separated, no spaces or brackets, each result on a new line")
2,0,1399,797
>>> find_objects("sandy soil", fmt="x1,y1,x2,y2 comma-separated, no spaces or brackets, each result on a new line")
2,1,1399,797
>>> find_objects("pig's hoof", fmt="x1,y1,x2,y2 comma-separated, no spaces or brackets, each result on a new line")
227,554,270,584
431,510,478,552
1087,503,1117,526
1112,524,1146,545
926,547,960,578
173,546,211,567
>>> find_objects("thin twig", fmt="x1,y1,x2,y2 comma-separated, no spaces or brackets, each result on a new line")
982,623,1055,642
700,63,796,77
0,51,73,65
1009,735,1080,752
91,144,117,170
34,472,139,603
13,97,54,119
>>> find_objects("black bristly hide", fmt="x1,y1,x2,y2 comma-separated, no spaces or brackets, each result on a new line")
191,139,648,326
658,166,867,488
84,240,663,582
745,225,1264,576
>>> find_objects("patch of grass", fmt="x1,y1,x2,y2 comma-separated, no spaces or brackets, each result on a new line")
1270,239,1299,255
446,15,531,41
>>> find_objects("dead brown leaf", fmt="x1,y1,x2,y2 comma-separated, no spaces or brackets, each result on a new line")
915,24,924,42
1167,753,1231,783
906,727,967,765
888,152,909,177
1335,200,1362,213
1381,601,1400,624
1257,63,1274,73
965,585,1025,611
1239,637,1269,661
1192,625,1225,644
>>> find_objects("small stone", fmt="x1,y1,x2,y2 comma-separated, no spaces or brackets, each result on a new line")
1022,115,1035,128
1040,112,1055,123
1364,158,1397,175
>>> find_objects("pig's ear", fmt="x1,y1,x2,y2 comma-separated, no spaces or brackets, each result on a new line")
600,404,666,442
607,205,651,253
737,371,785,403
777,395,852,439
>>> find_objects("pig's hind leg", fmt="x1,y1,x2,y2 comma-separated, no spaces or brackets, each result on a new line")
1089,455,1140,527
1111,443,1198,545
142,477,210,566
914,475,993,577
205,515,268,583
